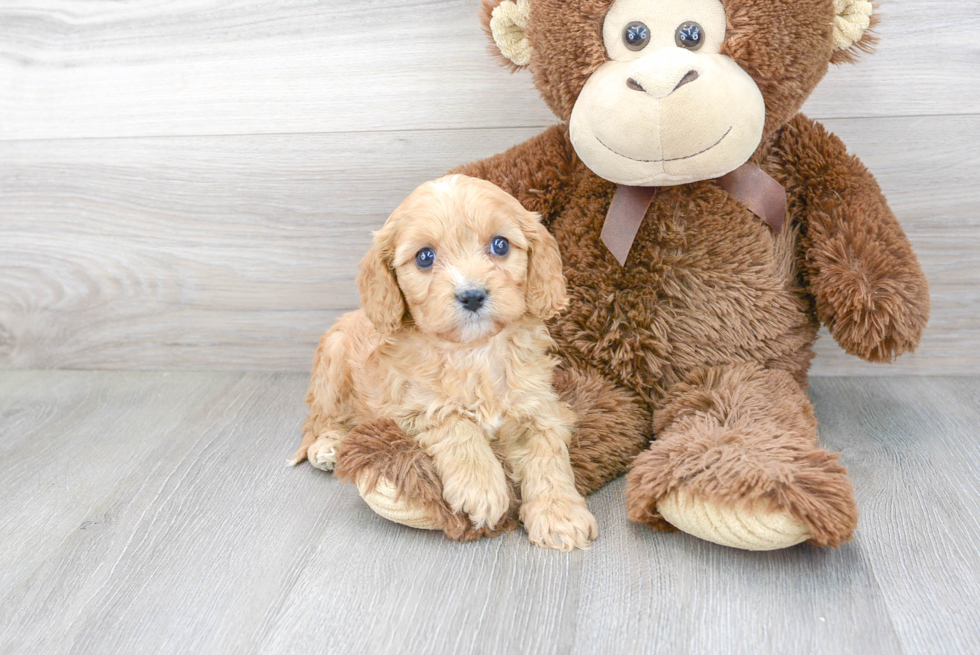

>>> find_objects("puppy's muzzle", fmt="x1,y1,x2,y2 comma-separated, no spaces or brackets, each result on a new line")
456,288,488,313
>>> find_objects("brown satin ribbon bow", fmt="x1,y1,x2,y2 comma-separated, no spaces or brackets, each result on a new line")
600,162,787,266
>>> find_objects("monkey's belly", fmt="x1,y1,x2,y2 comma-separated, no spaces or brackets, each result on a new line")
548,184,817,405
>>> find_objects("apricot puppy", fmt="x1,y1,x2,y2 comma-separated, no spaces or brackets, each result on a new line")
290,175,597,551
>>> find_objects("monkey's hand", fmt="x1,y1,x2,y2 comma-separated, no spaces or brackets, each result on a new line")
809,220,930,362
774,115,930,362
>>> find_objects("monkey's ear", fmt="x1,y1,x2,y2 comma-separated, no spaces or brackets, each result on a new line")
356,227,407,333
830,0,878,65
481,0,532,70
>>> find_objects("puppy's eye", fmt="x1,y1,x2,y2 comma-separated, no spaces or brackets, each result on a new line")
415,247,435,269
489,236,510,257
675,21,704,50
623,21,650,51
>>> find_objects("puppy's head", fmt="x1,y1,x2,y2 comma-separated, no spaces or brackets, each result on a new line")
357,175,567,343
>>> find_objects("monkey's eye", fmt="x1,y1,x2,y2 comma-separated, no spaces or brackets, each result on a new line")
623,22,650,51
675,22,704,50
415,247,435,269
490,236,510,257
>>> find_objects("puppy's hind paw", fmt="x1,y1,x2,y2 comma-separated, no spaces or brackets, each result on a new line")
523,498,598,552
307,437,342,472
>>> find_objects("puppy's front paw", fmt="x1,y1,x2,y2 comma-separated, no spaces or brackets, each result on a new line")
441,465,511,529
522,496,598,552
307,436,342,472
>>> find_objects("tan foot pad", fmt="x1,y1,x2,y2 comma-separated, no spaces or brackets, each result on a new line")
657,489,810,551
355,474,441,531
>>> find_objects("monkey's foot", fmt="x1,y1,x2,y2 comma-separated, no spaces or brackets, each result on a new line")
627,365,858,549
657,489,809,551
354,473,442,531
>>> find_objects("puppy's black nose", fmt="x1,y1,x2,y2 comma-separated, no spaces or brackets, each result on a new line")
457,289,487,312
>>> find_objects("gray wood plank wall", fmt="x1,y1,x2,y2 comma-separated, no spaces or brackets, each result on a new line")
1,0,978,374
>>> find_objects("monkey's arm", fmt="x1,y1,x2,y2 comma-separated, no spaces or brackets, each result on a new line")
450,124,574,222
772,114,930,362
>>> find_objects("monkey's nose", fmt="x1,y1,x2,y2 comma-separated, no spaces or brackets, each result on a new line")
672,70,699,93
457,289,487,312
626,77,646,93
627,70,700,96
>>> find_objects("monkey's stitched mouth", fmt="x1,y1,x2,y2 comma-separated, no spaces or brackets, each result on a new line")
596,126,732,163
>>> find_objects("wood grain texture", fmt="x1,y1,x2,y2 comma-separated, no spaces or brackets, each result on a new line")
2,115,977,373
1,371,979,654
0,372,254,606
810,378,980,654
0,371,336,654
0,0,977,141
573,485,902,655
0,127,537,369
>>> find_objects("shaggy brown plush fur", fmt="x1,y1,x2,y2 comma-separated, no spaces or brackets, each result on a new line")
337,0,927,547
552,364,651,496
769,114,931,362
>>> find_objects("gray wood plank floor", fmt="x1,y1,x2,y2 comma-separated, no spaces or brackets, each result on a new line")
1,372,978,654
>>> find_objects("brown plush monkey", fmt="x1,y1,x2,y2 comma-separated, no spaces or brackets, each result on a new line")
328,0,929,550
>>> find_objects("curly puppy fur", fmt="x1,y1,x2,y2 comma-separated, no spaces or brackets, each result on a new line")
294,175,598,550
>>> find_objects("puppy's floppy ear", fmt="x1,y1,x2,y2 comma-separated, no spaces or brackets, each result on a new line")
518,209,568,320
356,224,406,332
